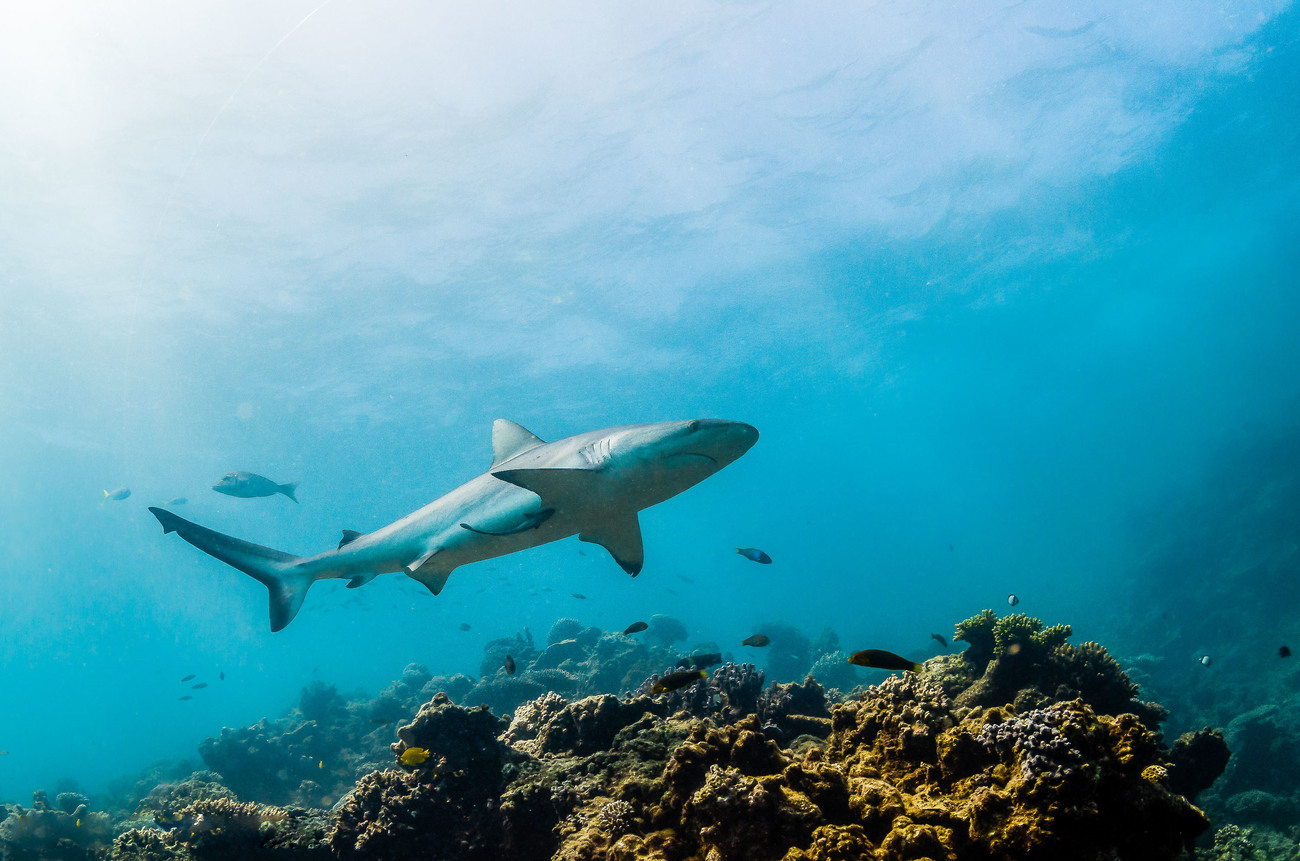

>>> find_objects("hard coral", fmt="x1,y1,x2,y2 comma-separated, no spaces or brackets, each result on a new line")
0,790,114,861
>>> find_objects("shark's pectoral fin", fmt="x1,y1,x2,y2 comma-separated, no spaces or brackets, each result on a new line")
492,468,600,508
338,529,364,549
580,513,644,577
460,508,555,536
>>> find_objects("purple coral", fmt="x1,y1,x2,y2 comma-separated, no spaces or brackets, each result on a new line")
976,704,1084,782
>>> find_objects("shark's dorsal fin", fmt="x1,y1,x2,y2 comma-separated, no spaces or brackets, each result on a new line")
338,529,364,549
580,513,644,577
491,419,546,468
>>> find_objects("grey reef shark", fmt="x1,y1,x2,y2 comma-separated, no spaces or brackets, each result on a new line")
149,419,758,631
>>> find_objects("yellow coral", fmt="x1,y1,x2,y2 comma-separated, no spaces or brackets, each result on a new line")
1141,765,1169,784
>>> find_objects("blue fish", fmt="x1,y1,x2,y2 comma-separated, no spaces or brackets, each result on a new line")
213,472,298,502
102,488,131,503
736,547,772,564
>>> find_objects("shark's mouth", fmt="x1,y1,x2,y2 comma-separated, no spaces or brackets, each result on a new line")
669,452,718,465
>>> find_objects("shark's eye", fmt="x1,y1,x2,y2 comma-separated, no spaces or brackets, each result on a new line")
686,420,701,432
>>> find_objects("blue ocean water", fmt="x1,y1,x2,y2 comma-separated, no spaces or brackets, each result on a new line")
1,0,1297,811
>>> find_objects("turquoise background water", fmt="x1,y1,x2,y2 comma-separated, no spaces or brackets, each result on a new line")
2,0,1297,800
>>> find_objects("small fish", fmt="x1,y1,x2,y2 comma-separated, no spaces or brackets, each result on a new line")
676,652,723,670
220,671,225,681
318,760,324,769
179,695,193,701
369,717,396,725
848,649,924,673
623,621,649,635
503,655,516,675
399,746,430,767
651,669,708,694
736,548,772,564
1281,645,1292,659
1007,593,1020,607
0,750,8,755
742,634,771,648
76,819,80,827
931,633,949,649
459,622,472,632
191,683,208,689
571,593,587,600
212,472,298,502
180,674,196,682
102,488,131,503
1199,655,1212,666
163,497,188,507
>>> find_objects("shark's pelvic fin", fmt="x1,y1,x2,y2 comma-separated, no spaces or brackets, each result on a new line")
579,513,644,576
346,573,378,589
491,419,547,468
407,555,456,596
148,507,311,632
460,508,555,536
338,529,364,549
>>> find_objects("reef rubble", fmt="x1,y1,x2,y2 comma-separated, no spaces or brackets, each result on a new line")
0,612,1232,860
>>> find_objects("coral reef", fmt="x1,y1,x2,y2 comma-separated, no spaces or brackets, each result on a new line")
0,790,114,861
940,610,1167,726
0,614,1225,861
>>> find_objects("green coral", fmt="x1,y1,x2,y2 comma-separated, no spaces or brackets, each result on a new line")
953,610,1072,666
993,613,1071,658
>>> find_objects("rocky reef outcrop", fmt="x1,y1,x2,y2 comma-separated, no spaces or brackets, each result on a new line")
0,613,1229,861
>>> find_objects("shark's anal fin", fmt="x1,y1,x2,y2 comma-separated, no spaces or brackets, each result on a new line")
579,513,644,577
492,468,601,508
460,508,555,536
491,419,547,468
338,529,364,549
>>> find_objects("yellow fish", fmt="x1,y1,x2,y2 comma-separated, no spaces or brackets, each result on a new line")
399,746,430,767
318,760,324,769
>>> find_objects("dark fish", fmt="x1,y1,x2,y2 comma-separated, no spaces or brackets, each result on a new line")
1007,593,1020,607
369,717,395,725
848,649,924,673
103,488,131,502
623,621,649,635
220,671,225,681
180,674,196,682
742,634,771,648
178,695,193,701
1281,645,1292,659
163,497,188,507
931,633,949,649
571,593,587,600
504,655,516,675
459,622,472,631
676,652,723,670
736,548,772,564
1199,655,1212,666
191,683,208,689
650,669,707,694
212,471,298,502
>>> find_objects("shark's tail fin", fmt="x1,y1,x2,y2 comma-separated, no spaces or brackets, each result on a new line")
278,482,299,503
149,507,311,631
